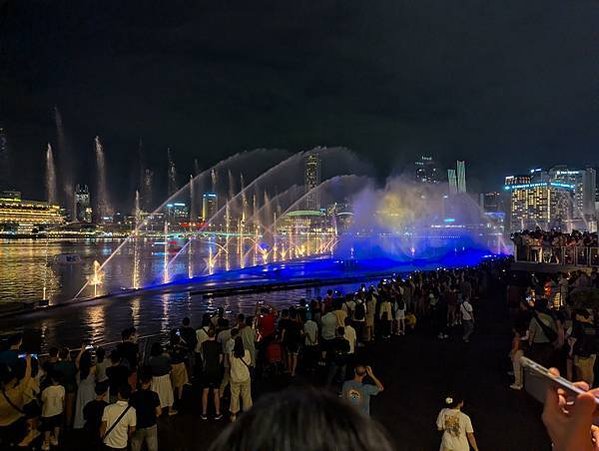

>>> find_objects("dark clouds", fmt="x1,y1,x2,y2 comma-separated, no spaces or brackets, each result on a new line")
1,0,598,205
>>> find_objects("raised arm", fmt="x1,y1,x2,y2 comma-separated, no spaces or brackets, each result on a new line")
365,366,384,392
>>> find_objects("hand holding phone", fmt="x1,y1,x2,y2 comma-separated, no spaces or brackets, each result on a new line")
532,362,599,451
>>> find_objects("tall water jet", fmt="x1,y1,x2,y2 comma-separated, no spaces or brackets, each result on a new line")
54,106,74,215
194,159,201,176
94,136,111,219
134,190,141,224
45,143,58,204
189,174,196,223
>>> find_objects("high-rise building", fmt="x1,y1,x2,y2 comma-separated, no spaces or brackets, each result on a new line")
305,151,321,210
480,192,503,212
505,175,531,186
548,166,597,218
74,184,92,223
166,202,188,223
414,155,440,184
202,192,218,223
456,160,466,193
504,181,574,232
447,169,458,195
167,148,178,196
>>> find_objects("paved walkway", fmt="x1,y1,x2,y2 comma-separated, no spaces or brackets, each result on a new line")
59,275,550,450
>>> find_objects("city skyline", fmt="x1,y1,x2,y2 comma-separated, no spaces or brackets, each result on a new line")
2,1,599,201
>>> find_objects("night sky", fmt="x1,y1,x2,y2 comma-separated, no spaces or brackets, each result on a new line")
1,0,599,207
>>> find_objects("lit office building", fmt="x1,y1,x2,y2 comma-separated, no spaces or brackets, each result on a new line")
504,181,574,232
480,192,503,212
415,155,440,184
202,192,218,223
505,175,531,186
165,202,189,223
305,151,321,210
548,166,597,218
456,160,467,193
447,169,458,195
74,184,92,223
0,191,64,233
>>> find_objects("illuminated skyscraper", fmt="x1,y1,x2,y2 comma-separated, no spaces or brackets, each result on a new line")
456,160,466,193
414,155,440,184
505,181,573,232
167,148,178,196
305,151,321,210
74,184,92,223
548,166,596,218
447,169,458,195
202,192,218,223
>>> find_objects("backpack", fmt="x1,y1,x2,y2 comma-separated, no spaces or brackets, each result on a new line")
354,302,366,321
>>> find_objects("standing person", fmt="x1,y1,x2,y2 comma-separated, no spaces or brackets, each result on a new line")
282,310,302,377
219,327,237,398
100,385,136,451
95,347,109,386
509,326,528,390
326,327,350,388
571,309,598,386
344,318,357,365
379,297,392,340
200,329,223,420
436,395,479,451
365,292,377,342
195,314,212,378
83,382,108,450
130,372,161,451
40,370,65,451
0,334,23,373
320,309,337,361
169,335,189,406
528,298,558,367
0,355,32,448
74,347,97,429
394,295,406,336
148,343,176,416
352,298,366,344
228,337,252,422
54,347,77,428
116,328,138,389
239,316,257,370
303,314,319,372
341,365,384,417
106,352,129,404
177,318,197,379
460,298,475,343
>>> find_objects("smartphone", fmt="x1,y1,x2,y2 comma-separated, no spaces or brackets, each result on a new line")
85,345,94,350
176,329,181,337
18,353,37,359
521,356,599,405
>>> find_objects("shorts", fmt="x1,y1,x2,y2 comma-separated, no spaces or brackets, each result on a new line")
285,342,300,355
202,370,221,389
41,413,63,431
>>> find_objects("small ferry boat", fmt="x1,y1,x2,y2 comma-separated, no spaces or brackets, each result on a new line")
52,253,82,265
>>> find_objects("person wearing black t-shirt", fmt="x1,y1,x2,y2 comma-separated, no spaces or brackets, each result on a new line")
116,328,138,388
200,329,223,420
326,327,350,388
106,352,129,403
130,372,161,451
83,382,108,449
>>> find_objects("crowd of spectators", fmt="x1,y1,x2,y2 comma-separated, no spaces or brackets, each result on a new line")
0,263,497,450
512,229,599,264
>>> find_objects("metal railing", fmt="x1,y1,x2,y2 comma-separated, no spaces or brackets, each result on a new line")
514,245,599,267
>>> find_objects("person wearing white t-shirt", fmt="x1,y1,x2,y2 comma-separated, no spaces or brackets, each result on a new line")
460,299,474,343
40,372,65,451
101,385,137,451
344,318,357,355
436,395,479,451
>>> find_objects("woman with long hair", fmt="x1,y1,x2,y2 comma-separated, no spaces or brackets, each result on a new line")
73,347,96,429
228,337,252,422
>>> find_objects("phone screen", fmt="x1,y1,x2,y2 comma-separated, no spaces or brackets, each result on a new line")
521,357,599,405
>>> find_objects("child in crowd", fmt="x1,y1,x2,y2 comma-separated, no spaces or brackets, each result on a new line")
40,370,65,451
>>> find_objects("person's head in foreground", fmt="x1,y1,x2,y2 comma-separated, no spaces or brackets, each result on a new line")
209,387,394,451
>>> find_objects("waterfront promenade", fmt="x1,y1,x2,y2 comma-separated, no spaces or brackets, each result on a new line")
55,275,550,450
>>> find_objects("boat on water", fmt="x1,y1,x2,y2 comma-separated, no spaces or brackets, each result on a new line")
51,253,82,265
